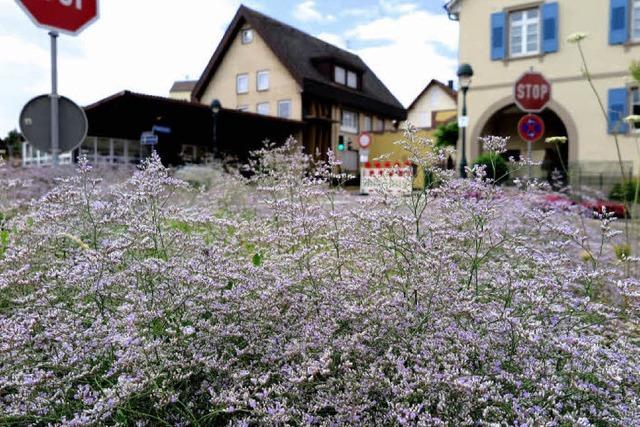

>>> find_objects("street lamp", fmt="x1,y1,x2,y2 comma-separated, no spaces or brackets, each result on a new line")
457,63,473,178
211,99,222,159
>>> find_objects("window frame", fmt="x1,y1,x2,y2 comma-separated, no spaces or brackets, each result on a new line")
237,105,249,112
630,86,640,133
257,70,270,92
241,28,254,44
632,0,640,42
340,109,359,134
347,70,358,89
373,117,384,133
277,99,292,119
256,102,270,116
363,115,372,132
334,66,346,85
508,6,541,58
236,73,249,94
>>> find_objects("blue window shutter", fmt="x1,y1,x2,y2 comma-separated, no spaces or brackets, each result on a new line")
608,88,629,134
609,0,628,45
542,2,559,53
491,12,506,60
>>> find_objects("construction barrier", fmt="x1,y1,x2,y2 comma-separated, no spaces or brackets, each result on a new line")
360,160,413,195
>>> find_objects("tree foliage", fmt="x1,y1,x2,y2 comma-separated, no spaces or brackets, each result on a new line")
433,121,459,149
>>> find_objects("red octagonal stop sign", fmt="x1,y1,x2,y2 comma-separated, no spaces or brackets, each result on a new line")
16,0,98,35
514,71,551,113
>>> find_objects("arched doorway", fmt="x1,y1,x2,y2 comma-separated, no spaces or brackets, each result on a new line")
479,103,569,181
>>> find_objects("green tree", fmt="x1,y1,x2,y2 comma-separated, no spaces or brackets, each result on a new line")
433,121,458,149
1,129,23,159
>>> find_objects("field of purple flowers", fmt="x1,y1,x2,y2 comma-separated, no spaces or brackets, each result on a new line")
1,131,639,426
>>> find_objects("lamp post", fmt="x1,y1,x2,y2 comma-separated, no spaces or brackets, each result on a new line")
211,99,221,159
457,63,473,178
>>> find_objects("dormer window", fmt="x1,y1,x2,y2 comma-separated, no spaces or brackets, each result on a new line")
334,66,346,85
334,65,359,89
241,28,254,44
347,71,358,89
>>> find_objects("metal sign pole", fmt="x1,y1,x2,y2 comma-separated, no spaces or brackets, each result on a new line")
49,31,60,165
527,140,532,179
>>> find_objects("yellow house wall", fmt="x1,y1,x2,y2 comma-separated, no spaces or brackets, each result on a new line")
169,91,192,101
407,85,457,128
199,27,302,120
456,0,640,174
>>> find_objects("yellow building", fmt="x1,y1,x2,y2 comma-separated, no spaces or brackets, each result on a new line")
189,5,406,173
406,79,458,130
169,81,197,101
445,0,640,179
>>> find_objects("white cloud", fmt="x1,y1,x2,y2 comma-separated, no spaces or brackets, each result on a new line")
316,32,347,49
347,10,459,106
0,0,241,135
378,0,418,15
294,1,335,23
340,8,374,19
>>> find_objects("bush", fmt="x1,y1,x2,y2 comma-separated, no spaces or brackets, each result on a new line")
433,121,458,149
473,152,510,182
610,178,640,203
1,139,639,425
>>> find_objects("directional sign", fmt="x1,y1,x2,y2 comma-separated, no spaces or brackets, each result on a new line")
140,132,158,146
514,71,551,113
16,0,99,35
358,132,372,149
152,125,172,134
19,94,88,153
518,114,545,143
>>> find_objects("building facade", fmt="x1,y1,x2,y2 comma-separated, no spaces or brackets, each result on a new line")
406,79,458,129
446,0,640,180
169,81,197,101
190,5,406,173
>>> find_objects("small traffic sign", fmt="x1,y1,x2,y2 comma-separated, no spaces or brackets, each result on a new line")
152,125,172,134
514,71,551,113
19,94,87,153
518,114,545,142
140,132,159,146
358,132,372,149
458,116,469,128
16,0,99,35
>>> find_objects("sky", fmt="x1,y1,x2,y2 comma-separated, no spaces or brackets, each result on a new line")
0,0,459,136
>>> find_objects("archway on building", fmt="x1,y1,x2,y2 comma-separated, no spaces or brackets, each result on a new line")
480,104,569,182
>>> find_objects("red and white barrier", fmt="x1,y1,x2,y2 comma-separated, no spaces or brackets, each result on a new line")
360,160,413,195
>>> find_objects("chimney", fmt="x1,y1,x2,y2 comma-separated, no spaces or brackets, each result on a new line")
447,80,454,89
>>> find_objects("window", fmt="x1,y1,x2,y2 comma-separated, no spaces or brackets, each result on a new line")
241,29,254,44
237,105,249,112
509,8,539,57
341,110,358,133
277,100,291,118
347,71,358,89
236,73,249,94
633,0,640,41
257,70,269,91
631,87,640,132
257,102,270,115
334,66,346,85
374,117,384,132
363,115,372,132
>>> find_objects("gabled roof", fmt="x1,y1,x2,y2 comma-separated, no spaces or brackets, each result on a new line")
407,79,458,112
192,5,406,119
170,80,198,93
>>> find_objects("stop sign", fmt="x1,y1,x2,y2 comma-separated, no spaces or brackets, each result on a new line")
16,0,98,35
514,71,551,113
